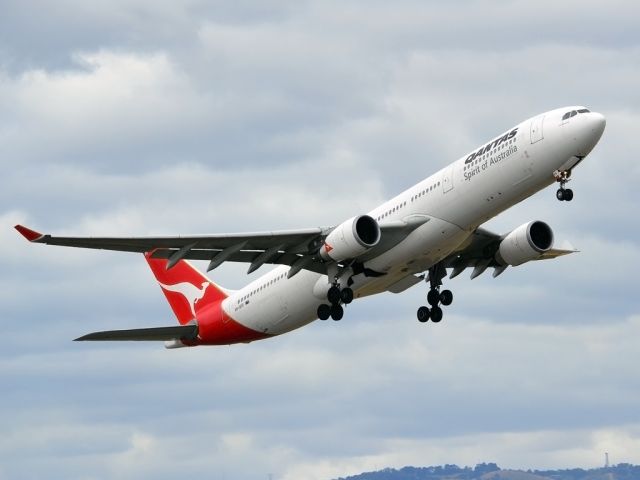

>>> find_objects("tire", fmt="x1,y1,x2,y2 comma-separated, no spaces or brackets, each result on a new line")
340,287,354,304
427,289,440,306
440,289,453,306
564,189,574,201
417,306,430,323
430,306,443,323
327,286,341,304
556,188,565,201
330,304,344,321
317,304,331,320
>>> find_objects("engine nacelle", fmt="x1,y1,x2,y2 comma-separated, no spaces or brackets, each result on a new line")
319,215,381,262
496,220,554,266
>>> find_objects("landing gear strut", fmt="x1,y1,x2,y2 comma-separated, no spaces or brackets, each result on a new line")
554,169,574,202
417,263,453,324
317,282,353,321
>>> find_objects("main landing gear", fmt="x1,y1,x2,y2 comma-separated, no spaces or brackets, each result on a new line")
417,263,453,324
554,169,574,202
317,283,354,321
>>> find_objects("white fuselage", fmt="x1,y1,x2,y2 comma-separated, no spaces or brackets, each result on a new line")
223,107,606,336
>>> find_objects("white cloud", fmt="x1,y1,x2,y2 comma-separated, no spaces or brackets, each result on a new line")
0,51,214,171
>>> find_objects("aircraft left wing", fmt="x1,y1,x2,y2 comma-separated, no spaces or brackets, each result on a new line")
440,226,578,280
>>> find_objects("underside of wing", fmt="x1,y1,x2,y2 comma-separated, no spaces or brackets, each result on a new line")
538,246,578,259
15,224,329,274
14,216,430,278
441,224,578,280
15,225,325,253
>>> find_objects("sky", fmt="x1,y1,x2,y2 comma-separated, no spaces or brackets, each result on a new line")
1,1,639,479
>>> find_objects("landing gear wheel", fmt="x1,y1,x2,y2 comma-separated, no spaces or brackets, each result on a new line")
327,286,341,304
427,289,440,306
430,306,443,323
340,287,354,305
564,188,574,201
554,169,575,202
417,306,430,323
440,289,453,306
317,304,331,320
419,263,453,324
330,304,344,321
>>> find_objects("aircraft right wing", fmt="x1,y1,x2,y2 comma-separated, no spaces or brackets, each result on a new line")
15,224,329,274
15,216,429,277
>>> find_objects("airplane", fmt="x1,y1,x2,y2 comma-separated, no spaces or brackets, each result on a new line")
15,106,606,348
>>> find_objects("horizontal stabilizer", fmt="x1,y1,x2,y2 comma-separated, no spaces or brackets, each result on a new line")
74,324,198,342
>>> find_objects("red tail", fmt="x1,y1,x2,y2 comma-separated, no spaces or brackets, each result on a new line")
144,252,228,325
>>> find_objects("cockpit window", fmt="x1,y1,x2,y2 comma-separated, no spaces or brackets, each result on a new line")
562,109,590,121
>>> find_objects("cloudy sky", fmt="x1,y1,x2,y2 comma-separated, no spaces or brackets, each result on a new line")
2,1,639,479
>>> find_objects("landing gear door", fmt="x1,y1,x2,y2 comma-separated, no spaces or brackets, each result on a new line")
442,165,454,193
530,115,545,144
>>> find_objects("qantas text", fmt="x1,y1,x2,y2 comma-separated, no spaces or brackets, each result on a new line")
464,128,518,164
464,144,519,182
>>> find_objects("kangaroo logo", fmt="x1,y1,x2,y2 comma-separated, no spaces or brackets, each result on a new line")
158,281,210,317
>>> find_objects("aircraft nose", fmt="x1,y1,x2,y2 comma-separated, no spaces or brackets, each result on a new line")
589,111,606,139
575,111,606,157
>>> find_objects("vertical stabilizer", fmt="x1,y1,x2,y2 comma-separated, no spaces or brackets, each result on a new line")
144,252,228,325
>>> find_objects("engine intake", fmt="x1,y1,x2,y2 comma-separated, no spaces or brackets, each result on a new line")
319,215,381,262
496,220,554,266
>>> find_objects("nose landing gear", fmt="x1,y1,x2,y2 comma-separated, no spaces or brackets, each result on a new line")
554,169,574,202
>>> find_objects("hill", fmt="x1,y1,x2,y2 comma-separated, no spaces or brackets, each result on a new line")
333,463,640,480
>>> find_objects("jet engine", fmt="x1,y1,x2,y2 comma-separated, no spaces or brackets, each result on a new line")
319,215,381,262
496,220,554,266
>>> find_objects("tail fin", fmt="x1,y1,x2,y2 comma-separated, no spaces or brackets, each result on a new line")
144,252,228,325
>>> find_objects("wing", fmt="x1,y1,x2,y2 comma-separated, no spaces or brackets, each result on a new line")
440,227,578,280
15,224,329,274
15,218,429,277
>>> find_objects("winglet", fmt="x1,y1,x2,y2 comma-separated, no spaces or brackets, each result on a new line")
14,225,45,242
